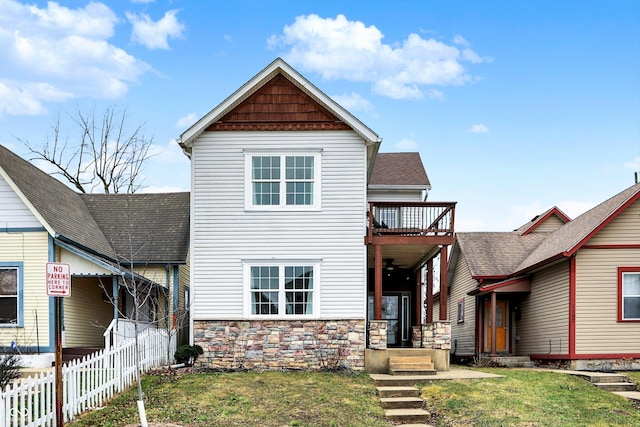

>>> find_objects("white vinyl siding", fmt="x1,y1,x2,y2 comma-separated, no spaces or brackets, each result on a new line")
191,131,367,320
575,248,640,354
516,261,569,356
448,255,477,356
0,231,50,347
0,174,42,229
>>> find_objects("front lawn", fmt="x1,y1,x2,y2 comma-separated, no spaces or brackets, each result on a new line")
420,368,640,427
67,368,640,427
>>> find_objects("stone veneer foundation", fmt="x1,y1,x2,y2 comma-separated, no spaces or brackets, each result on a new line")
193,320,366,370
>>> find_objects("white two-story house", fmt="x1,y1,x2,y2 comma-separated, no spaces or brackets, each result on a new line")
179,58,455,371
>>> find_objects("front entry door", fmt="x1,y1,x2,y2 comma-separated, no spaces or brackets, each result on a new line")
368,293,411,347
484,300,508,353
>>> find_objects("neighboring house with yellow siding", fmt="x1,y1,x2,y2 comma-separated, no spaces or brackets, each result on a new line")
446,185,640,370
0,145,190,367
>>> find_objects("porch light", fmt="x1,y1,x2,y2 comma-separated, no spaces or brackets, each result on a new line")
384,259,395,271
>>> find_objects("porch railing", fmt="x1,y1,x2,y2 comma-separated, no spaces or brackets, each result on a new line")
367,201,456,240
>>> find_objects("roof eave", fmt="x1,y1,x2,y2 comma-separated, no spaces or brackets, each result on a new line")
179,58,382,149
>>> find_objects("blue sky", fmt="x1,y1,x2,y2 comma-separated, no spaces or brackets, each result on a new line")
0,0,638,231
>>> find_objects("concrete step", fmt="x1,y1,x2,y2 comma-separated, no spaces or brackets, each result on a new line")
612,391,640,402
586,374,630,384
380,396,424,409
594,382,637,392
377,386,420,398
384,408,430,423
372,374,438,387
389,356,436,376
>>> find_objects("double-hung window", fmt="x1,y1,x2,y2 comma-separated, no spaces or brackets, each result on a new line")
619,267,640,321
246,152,320,210
0,263,22,326
246,261,319,317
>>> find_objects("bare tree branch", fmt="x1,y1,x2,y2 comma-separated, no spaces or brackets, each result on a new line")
19,105,155,194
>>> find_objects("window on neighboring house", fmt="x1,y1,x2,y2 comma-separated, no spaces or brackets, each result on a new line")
619,267,640,321
457,299,465,323
246,153,320,210
376,207,399,229
246,262,318,317
0,264,21,325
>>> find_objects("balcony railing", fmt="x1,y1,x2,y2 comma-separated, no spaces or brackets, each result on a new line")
367,201,456,241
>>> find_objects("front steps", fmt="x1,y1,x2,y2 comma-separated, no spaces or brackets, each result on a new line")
571,372,637,392
389,356,436,376
484,355,535,368
373,356,436,425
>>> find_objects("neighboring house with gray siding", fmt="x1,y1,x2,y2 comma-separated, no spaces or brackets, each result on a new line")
447,185,640,370
0,144,190,366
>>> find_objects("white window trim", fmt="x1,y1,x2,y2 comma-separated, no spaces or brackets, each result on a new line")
244,151,322,211
243,259,321,319
620,270,640,321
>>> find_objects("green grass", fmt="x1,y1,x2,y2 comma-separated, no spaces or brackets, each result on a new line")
420,368,640,427
67,371,390,427
66,368,640,427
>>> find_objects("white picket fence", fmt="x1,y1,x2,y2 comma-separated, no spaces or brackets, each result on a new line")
0,327,176,427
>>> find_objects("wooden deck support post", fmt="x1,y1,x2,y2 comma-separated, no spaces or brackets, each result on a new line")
374,244,383,320
426,258,433,324
438,245,448,321
415,268,422,325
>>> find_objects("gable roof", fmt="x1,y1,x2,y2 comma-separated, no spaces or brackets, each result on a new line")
0,144,189,265
177,58,382,174
515,182,640,273
82,193,189,264
0,144,115,258
515,206,571,235
455,232,549,278
369,152,431,189
451,183,640,282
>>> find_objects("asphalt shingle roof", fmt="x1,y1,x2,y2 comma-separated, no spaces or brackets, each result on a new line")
369,152,430,187
455,182,640,279
0,144,189,265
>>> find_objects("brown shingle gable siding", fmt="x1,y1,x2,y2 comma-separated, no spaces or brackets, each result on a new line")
206,74,350,131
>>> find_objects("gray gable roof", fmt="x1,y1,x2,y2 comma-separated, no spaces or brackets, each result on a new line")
515,182,640,273
81,193,189,264
453,182,640,280
369,152,431,187
0,144,189,265
0,144,114,258
456,232,549,278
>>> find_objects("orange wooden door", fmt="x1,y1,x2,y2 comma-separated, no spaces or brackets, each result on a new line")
484,300,508,352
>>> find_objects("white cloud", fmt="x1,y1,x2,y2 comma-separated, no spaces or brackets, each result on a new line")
0,0,151,116
469,123,489,133
426,89,444,101
395,138,418,150
556,200,595,219
140,185,186,193
330,92,373,112
624,156,640,170
127,9,185,50
175,113,197,129
224,34,233,43
269,14,487,100
148,139,190,165
452,35,470,46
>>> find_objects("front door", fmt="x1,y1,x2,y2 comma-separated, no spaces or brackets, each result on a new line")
484,300,508,353
368,293,411,347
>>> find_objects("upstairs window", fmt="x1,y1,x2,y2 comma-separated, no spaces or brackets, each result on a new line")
619,267,640,321
246,153,320,210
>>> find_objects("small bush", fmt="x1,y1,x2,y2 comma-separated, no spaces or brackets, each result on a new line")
0,351,22,389
174,344,204,366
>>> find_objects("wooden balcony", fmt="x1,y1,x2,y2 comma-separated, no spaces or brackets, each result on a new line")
366,201,456,246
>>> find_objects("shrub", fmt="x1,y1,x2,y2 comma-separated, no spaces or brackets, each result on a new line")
174,344,204,366
0,351,22,389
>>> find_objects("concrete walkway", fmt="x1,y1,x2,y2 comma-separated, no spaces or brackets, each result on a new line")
370,366,504,384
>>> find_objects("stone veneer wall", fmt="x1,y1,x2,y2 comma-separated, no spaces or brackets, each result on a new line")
412,321,451,349
193,320,365,370
367,320,387,350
